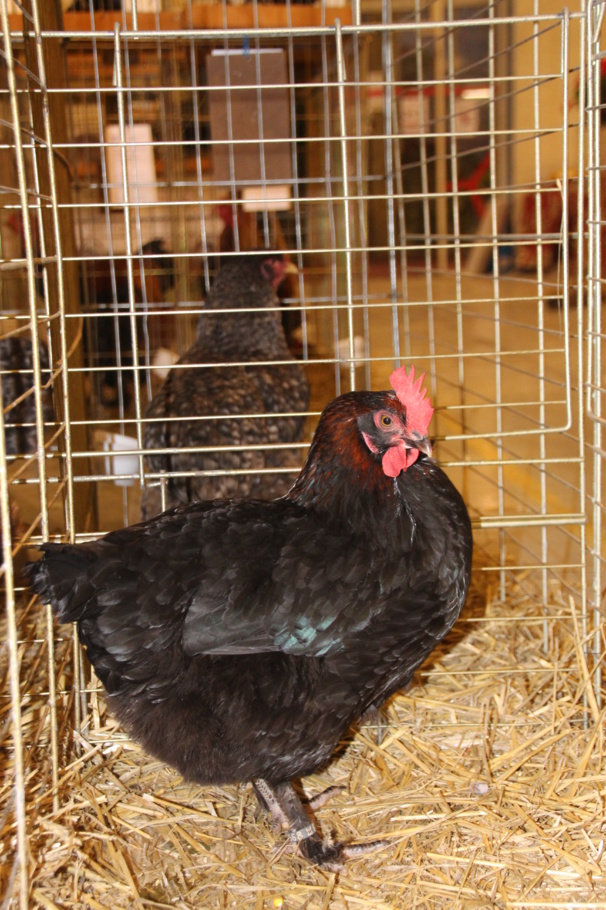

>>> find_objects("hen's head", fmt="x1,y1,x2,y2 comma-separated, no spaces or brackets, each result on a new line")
290,366,434,512
208,252,296,307
259,253,297,291
358,365,434,477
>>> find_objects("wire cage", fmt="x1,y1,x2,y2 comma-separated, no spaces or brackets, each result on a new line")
1,0,605,907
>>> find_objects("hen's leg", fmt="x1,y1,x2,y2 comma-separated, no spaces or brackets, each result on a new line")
252,778,389,870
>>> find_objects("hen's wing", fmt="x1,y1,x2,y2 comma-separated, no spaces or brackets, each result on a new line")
181,483,468,661
30,498,418,693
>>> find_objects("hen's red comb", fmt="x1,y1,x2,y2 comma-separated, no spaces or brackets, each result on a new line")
389,365,434,435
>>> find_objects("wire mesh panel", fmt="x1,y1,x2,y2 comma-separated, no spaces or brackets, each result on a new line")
586,0,606,706
1,1,604,908
0,2,80,904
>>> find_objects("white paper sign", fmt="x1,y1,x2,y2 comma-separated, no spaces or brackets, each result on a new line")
105,123,157,206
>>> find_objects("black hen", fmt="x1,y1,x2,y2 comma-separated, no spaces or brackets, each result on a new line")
141,252,309,519
27,366,472,868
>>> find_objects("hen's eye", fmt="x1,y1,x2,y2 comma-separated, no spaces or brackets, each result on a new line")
380,414,393,428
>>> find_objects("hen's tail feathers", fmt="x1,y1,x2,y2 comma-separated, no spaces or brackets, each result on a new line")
25,542,98,623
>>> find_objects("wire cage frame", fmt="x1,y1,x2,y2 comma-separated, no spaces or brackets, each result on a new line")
1,1,605,907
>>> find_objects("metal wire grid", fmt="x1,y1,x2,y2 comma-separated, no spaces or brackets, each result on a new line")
0,0,600,905
585,0,605,702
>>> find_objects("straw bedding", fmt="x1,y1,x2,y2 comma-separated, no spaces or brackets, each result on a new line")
2,575,605,910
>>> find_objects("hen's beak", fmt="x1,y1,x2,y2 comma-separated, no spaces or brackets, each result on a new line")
409,433,432,459
273,259,298,292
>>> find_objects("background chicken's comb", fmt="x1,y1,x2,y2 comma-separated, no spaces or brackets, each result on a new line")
390,366,434,435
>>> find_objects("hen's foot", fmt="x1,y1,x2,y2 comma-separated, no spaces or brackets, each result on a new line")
252,777,390,869
298,830,391,871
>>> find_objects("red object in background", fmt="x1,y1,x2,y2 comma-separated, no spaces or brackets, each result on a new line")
516,182,565,272
446,151,491,220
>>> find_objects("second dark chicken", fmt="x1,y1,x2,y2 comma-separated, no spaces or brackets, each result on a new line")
141,253,309,519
